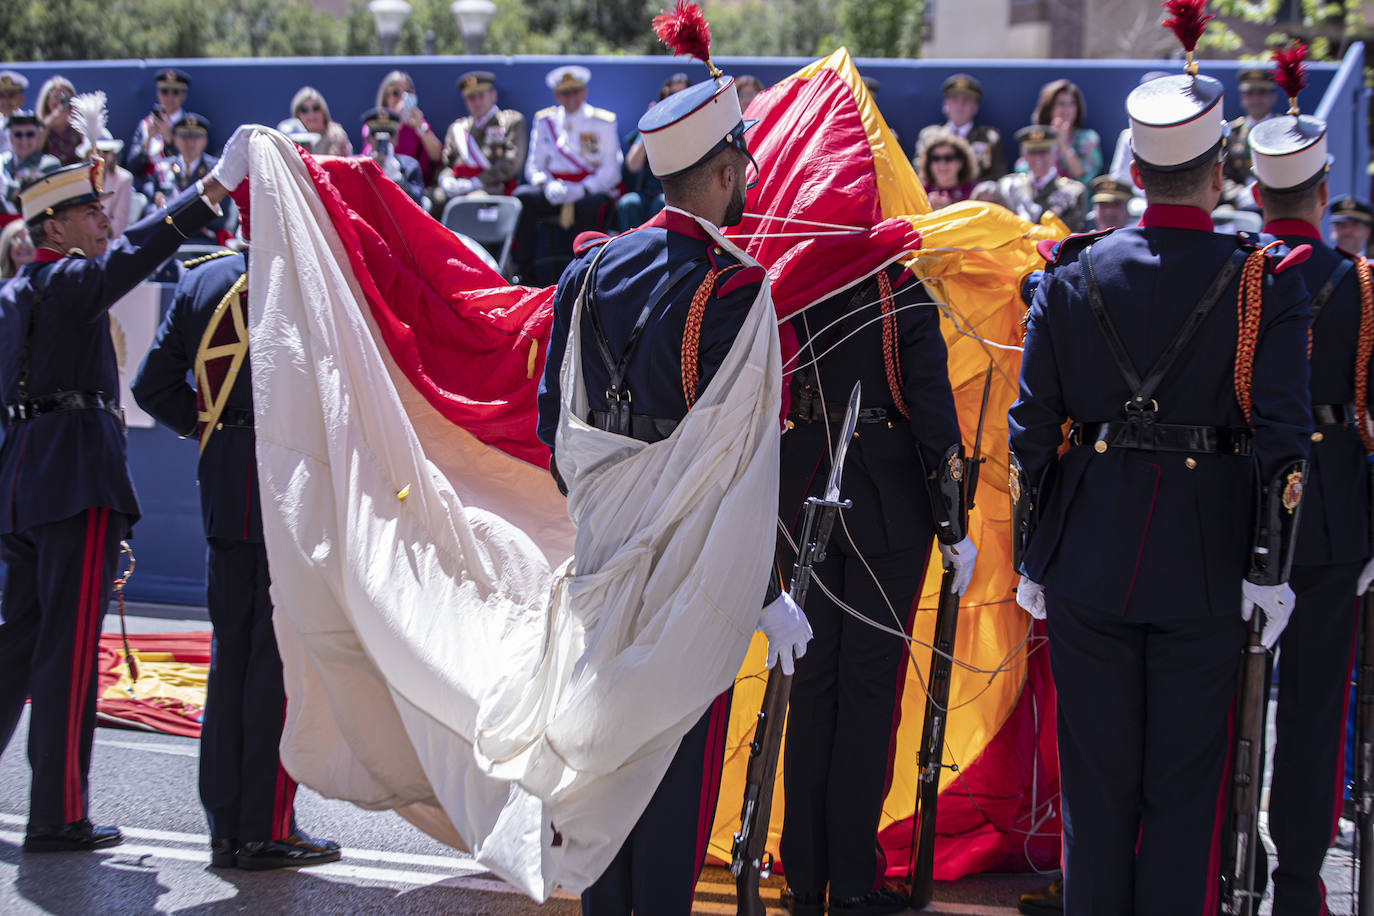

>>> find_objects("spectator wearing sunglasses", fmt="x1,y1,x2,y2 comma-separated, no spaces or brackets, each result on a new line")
289,87,352,157
365,71,441,188
0,71,30,160
126,69,192,178
0,110,59,216
914,133,979,210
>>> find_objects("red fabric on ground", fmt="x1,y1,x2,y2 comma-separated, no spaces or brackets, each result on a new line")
96,632,212,738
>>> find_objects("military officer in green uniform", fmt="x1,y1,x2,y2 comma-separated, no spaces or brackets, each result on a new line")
436,71,528,205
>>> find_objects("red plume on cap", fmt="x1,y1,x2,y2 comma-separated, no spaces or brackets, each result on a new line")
1162,0,1214,74
1272,41,1309,115
652,2,722,79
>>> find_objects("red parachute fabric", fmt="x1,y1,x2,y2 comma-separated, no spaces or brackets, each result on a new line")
96,632,212,738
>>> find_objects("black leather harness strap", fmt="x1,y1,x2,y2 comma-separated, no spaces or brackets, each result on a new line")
5,390,124,427
1080,245,1247,411
1308,258,1354,326
1313,402,1357,426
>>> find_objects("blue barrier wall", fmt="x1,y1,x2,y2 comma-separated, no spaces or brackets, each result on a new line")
2,48,1364,605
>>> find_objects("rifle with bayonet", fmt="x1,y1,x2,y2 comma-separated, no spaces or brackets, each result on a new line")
731,381,861,916
907,360,993,911
1355,586,1374,915
1219,610,1267,916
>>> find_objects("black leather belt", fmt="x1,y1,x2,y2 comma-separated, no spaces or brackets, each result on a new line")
6,390,123,427
788,405,895,425
586,410,678,444
1070,420,1253,456
216,407,255,429
1313,402,1356,426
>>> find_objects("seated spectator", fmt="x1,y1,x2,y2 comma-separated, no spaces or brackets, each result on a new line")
915,132,979,209
36,75,81,166
277,118,320,149
914,74,1006,182
361,107,425,207
735,74,764,112
1087,175,1132,231
1015,79,1101,183
616,73,688,229
364,71,442,190
126,68,191,178
512,65,622,285
1221,67,1278,210
1330,196,1372,256
0,70,29,159
435,71,528,207
976,125,1086,232
79,129,135,237
0,110,59,215
290,87,353,157
0,219,34,278
140,113,228,243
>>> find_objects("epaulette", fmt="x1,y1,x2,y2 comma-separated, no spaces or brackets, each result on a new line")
535,105,558,120
588,106,616,123
1037,228,1113,267
706,245,766,298
572,231,610,255
183,249,237,269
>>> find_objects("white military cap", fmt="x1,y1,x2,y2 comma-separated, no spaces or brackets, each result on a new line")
545,65,591,92
1250,43,1329,193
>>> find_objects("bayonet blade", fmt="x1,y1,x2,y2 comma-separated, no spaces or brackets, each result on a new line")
967,360,994,507
824,382,862,504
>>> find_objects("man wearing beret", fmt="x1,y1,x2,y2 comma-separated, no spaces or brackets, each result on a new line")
512,65,622,285
914,74,1006,182
1330,196,1372,257
0,107,252,853
976,126,1086,232
126,68,191,179
436,71,527,207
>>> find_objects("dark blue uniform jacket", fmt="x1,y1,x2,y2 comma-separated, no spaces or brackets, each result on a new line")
1009,204,1313,619
1267,219,1372,568
536,206,765,452
0,185,218,536
131,251,262,543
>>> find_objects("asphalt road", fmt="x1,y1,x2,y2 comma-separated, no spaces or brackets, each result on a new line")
0,606,1355,914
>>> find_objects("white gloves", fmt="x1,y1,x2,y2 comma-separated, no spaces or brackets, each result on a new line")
544,179,586,205
1358,556,1374,596
439,174,479,198
759,591,813,676
1016,576,1046,620
938,536,978,597
1241,579,1295,650
210,125,253,191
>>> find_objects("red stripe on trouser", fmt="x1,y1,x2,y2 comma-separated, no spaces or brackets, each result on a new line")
1203,702,1236,916
65,508,108,821
691,691,732,907
272,700,297,840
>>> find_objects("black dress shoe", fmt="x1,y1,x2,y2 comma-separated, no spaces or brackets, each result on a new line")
236,830,341,870
1017,877,1064,915
782,886,826,915
23,819,123,853
829,885,910,915
209,837,238,868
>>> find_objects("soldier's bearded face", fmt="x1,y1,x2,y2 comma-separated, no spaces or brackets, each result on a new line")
722,163,746,227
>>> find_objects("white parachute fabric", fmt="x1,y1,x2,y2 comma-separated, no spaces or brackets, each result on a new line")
244,129,781,898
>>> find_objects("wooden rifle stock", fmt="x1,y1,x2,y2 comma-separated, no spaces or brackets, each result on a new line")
907,565,962,909
1357,591,1374,915
1220,611,1267,916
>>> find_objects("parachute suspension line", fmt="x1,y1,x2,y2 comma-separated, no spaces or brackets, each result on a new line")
738,211,869,232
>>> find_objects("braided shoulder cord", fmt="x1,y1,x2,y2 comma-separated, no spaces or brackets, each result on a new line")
680,268,718,410
1233,242,1281,425
877,270,911,420
1355,257,1374,455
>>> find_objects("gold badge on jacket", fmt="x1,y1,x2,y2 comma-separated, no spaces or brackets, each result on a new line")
579,132,599,156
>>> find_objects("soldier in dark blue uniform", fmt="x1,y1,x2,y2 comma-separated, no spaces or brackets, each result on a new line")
776,268,974,916
536,61,812,916
125,68,192,180
359,108,426,208
1249,64,1371,914
0,118,248,852
140,113,228,245
131,242,342,870
1008,54,1313,914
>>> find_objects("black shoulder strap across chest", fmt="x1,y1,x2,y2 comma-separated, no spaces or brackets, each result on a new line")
582,245,706,400
1080,244,1247,409
1308,257,1355,325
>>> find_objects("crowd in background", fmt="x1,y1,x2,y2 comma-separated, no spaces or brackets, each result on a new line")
0,62,1369,286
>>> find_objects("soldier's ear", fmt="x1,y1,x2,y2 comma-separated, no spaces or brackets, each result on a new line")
1250,183,1263,209
1128,160,1144,190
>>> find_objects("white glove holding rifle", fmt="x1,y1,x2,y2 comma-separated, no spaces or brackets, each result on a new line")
1240,579,1295,650
1016,575,1046,621
759,591,812,676
1357,556,1374,596
938,536,978,596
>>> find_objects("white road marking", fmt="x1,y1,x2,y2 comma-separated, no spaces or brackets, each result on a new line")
94,737,200,758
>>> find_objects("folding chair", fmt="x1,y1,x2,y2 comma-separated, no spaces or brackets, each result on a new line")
440,196,522,277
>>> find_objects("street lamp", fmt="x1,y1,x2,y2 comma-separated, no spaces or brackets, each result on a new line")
451,0,497,55
369,0,413,55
